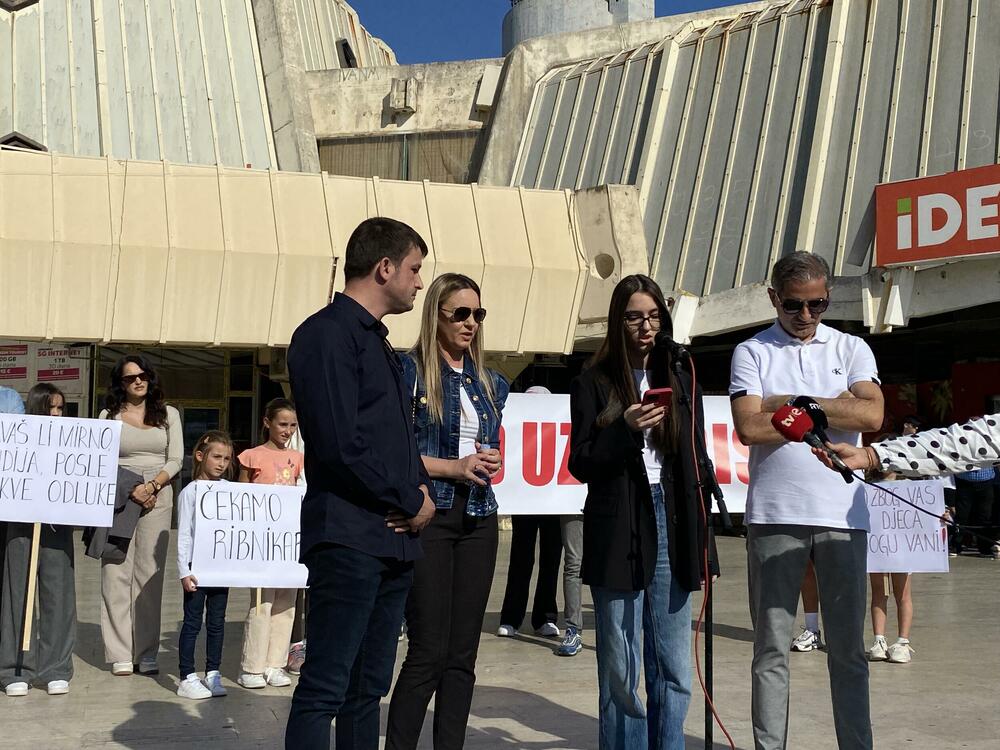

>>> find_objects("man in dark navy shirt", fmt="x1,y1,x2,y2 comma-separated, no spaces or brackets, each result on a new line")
285,217,436,749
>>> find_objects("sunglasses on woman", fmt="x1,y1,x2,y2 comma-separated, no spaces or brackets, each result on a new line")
778,297,829,315
122,372,150,385
440,306,487,324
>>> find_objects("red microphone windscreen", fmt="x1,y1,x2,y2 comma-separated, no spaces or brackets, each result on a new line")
771,405,814,443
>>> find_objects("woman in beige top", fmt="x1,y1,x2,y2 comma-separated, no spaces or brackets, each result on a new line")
99,355,183,676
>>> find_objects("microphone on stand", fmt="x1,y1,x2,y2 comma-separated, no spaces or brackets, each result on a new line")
771,404,856,484
654,330,690,362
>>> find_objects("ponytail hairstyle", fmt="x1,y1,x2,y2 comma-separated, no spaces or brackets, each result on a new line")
26,383,65,416
261,397,296,444
590,274,680,457
191,430,235,481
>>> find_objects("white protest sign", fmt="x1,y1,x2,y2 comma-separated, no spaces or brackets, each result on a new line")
866,480,949,573
190,481,308,588
0,414,121,526
493,394,747,515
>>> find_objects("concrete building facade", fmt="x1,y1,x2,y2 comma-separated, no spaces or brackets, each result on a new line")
0,0,998,420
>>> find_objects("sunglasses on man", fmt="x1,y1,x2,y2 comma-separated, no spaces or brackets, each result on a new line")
440,306,487,324
122,372,150,385
777,297,829,315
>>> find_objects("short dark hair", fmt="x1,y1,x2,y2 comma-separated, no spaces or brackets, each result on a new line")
770,251,831,295
902,414,923,429
342,217,428,282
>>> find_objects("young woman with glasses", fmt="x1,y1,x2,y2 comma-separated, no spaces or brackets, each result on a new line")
386,273,509,750
568,274,717,750
99,354,183,677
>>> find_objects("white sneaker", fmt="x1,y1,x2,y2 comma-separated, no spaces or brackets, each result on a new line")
238,672,266,689
867,637,888,661
203,670,227,697
790,627,822,652
47,680,70,695
535,622,561,638
137,658,159,675
887,640,914,664
4,682,28,697
264,667,292,687
496,624,518,637
177,674,212,700
111,661,133,676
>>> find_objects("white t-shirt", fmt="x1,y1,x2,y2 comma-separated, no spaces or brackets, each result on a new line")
729,322,879,530
454,367,479,459
632,369,663,485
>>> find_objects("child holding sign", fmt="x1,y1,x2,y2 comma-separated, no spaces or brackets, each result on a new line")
175,431,235,700
1,384,76,697
236,399,304,690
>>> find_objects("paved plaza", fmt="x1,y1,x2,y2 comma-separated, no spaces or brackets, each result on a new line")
3,531,998,749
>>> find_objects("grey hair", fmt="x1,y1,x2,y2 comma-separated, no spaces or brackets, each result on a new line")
770,252,831,294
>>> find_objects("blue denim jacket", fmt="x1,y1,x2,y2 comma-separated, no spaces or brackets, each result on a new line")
401,354,509,516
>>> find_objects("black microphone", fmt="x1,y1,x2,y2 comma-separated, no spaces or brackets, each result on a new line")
654,330,690,362
771,405,855,484
790,396,832,442
788,398,856,480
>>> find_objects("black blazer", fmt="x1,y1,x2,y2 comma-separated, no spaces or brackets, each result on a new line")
568,365,718,592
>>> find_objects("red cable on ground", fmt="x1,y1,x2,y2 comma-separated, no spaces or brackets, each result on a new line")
686,356,736,750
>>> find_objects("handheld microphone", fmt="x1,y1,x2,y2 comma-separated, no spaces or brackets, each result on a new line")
771,405,855,484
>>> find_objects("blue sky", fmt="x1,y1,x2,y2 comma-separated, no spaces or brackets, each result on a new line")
348,1,745,64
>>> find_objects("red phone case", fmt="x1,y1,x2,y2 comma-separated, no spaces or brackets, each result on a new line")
642,387,672,407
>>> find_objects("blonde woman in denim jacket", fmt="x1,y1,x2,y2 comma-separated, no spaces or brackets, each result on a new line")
386,273,509,750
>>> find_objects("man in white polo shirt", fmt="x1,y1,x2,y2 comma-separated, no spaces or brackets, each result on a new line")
730,252,883,750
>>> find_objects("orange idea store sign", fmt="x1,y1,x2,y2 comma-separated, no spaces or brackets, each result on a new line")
875,163,1000,267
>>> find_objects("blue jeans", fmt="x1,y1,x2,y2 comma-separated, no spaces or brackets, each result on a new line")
591,483,692,750
178,586,228,677
285,543,413,750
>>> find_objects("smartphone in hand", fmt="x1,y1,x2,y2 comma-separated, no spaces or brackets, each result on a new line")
641,387,673,409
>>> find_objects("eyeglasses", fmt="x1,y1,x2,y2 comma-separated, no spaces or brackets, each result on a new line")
623,312,662,330
122,372,150,386
440,306,487,324
778,297,829,315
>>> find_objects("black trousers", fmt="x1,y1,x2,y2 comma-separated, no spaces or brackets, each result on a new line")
498,514,561,631
954,479,997,554
285,544,413,750
385,492,499,750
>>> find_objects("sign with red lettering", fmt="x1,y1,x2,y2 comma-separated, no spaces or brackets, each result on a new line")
875,163,1000,266
493,395,748,515
36,346,84,384
0,345,29,387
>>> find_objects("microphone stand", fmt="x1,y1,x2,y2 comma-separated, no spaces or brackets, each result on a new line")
668,347,730,750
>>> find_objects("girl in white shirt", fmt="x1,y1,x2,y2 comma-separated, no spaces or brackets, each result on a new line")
175,431,234,700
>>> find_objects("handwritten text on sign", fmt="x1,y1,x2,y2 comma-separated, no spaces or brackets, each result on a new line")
0,413,121,526
866,480,948,573
189,481,308,588
491,394,748,515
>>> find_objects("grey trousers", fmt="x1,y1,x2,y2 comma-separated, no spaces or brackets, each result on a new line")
0,523,76,687
560,515,583,631
747,524,872,750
